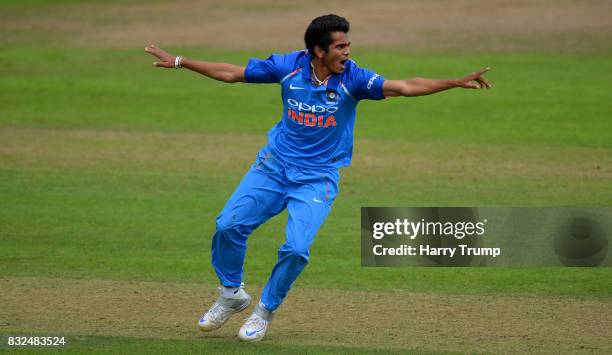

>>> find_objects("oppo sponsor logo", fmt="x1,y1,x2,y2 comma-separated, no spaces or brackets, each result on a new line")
287,99,338,113
367,74,379,90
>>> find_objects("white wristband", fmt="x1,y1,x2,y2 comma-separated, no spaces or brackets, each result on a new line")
174,55,183,69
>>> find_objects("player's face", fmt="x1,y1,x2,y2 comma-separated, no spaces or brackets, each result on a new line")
323,32,351,74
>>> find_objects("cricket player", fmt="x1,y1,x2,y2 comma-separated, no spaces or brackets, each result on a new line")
145,14,491,342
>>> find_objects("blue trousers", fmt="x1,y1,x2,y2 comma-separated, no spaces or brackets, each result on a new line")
211,148,339,311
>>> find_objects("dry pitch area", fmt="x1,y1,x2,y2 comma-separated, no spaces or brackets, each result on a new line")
1,128,611,181
3,276,612,353
2,0,612,52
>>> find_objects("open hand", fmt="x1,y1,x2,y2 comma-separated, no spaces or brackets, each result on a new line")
144,44,175,68
457,67,492,89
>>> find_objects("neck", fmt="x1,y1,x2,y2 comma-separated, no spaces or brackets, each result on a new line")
310,58,331,85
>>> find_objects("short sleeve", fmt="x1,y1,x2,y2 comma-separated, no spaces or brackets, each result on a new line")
244,52,300,84
344,61,385,101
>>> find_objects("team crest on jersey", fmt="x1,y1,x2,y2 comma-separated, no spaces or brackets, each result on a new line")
326,90,338,101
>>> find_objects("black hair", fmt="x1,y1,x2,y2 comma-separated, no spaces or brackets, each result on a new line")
304,14,350,56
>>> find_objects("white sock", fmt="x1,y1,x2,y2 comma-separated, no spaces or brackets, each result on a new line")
221,286,240,298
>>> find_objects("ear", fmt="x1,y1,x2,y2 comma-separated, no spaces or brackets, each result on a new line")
313,45,326,59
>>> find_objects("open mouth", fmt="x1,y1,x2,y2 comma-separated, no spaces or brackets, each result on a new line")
340,59,348,68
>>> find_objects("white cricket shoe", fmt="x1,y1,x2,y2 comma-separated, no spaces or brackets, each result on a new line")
198,286,251,331
238,303,273,342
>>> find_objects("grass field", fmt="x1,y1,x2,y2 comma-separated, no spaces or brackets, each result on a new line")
1,0,612,353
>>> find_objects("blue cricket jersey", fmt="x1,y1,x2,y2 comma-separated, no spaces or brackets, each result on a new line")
244,50,385,169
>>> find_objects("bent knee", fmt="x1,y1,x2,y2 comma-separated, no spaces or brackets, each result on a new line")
215,216,235,232
216,195,261,231
280,246,311,262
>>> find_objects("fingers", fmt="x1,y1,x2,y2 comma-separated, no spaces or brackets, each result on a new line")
144,44,174,69
461,67,491,88
145,44,168,67
480,77,492,89
465,67,492,89
478,66,491,75
476,67,492,89
462,79,490,89
474,77,491,89
144,44,162,58
466,81,481,89
144,45,158,57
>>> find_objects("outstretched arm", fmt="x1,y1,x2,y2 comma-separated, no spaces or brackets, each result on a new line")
382,68,492,97
144,44,245,83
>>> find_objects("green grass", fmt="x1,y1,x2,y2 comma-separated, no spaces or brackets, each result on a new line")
1,48,611,147
1,44,612,353
2,47,611,293
2,166,611,298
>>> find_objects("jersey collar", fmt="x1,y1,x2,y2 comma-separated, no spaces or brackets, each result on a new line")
301,52,340,93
